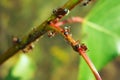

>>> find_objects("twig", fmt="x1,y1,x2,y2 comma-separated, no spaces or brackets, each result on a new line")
78,48,102,80
0,0,83,65
50,21,102,80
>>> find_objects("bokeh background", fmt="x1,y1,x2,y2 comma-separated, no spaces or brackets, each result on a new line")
0,0,120,80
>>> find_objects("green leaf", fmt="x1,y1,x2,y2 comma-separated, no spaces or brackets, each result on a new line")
12,54,36,80
78,0,120,80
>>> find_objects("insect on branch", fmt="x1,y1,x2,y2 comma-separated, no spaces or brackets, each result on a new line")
49,19,102,80
48,6,102,79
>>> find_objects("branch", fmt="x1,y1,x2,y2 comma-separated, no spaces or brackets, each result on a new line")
50,20,102,80
0,0,84,65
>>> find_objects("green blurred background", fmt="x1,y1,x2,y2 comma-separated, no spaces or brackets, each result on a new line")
0,0,120,80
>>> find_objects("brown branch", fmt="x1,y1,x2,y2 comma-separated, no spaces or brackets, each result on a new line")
0,0,84,65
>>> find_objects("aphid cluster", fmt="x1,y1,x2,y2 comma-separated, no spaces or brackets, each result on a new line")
47,30,56,38
22,43,34,53
51,8,69,23
12,36,34,53
72,41,87,52
80,43,87,51
82,0,92,6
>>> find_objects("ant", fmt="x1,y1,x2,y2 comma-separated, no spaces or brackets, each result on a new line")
53,8,69,18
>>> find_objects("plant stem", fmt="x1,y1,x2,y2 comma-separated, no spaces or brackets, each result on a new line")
0,0,83,65
55,16,84,26
62,0,83,10
78,48,102,80
50,21,102,80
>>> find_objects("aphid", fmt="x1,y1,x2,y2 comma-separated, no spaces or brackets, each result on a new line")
12,36,21,44
72,40,81,52
63,26,71,36
53,8,69,18
22,43,34,53
83,0,92,6
72,41,87,52
47,30,56,38
80,43,87,51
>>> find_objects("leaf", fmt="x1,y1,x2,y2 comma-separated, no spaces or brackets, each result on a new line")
78,0,120,80
12,54,36,80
